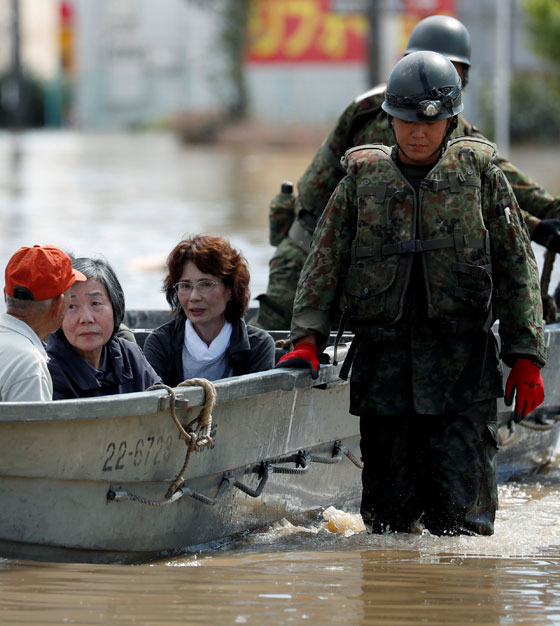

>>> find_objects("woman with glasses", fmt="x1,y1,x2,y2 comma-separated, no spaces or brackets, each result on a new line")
144,235,275,385
46,256,162,399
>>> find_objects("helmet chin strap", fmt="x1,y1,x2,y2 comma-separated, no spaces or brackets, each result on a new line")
389,116,408,160
441,115,458,148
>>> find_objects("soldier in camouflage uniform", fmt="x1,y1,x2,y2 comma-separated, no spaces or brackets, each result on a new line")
252,15,560,330
277,51,546,536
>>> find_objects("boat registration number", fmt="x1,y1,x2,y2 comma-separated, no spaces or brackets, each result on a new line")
102,434,175,472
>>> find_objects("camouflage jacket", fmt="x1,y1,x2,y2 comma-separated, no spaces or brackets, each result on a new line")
291,139,546,415
292,84,560,238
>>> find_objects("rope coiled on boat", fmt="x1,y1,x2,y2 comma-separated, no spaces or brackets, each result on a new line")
146,379,217,499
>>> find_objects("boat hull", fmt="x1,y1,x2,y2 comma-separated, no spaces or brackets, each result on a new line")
0,366,361,563
1,322,560,563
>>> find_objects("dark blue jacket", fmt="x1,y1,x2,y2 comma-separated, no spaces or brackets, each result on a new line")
143,316,275,387
46,332,162,400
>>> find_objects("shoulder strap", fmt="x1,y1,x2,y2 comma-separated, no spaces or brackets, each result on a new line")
341,143,392,172
445,136,498,167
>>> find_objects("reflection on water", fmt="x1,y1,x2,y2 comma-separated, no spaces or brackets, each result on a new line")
0,130,315,310
2,131,560,624
1,131,560,311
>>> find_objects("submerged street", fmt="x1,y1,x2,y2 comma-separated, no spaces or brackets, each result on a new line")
2,130,560,310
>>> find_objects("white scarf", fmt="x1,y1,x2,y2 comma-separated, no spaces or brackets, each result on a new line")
184,319,232,362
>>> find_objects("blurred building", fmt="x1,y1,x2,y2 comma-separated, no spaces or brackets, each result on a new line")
0,0,59,127
71,0,230,129
245,0,548,131
245,0,370,125
0,0,58,79
0,0,552,132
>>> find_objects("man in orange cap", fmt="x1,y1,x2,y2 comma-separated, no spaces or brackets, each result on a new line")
0,245,86,402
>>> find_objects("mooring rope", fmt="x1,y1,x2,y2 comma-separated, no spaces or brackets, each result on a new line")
177,378,216,446
147,379,217,499
498,414,560,447
108,440,363,507
274,338,292,349
498,422,516,447
518,416,560,431
341,446,364,469
107,487,185,507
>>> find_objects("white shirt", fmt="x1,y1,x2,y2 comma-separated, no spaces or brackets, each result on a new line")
182,319,233,381
0,313,53,402
184,319,232,362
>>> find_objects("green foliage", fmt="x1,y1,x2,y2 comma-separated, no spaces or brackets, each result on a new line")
479,74,560,143
524,0,560,69
510,75,560,142
220,0,249,119
185,0,249,120
478,1,560,143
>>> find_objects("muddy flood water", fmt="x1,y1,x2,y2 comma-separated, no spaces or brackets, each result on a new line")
1,131,560,625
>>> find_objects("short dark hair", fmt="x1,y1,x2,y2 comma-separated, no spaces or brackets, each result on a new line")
70,256,125,336
163,235,250,321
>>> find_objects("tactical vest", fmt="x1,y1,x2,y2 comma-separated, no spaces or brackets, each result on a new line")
341,136,497,328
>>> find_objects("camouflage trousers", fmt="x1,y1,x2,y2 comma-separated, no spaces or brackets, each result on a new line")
251,237,307,330
359,398,499,536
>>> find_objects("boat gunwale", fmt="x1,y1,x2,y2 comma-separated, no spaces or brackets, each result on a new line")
3,317,560,424
0,350,349,423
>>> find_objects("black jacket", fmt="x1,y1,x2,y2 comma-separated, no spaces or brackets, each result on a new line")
47,331,162,400
143,316,275,387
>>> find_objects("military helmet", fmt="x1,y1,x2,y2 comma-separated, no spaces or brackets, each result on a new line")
404,15,471,68
381,51,463,122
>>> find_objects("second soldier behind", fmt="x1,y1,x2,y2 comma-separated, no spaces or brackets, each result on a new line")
252,15,560,330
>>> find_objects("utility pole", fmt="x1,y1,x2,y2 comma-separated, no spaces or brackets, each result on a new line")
494,0,511,158
2,0,24,129
367,0,381,87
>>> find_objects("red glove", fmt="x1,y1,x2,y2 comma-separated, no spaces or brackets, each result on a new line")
277,342,319,379
504,358,544,422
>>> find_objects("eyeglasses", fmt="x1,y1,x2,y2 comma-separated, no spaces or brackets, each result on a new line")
173,279,222,295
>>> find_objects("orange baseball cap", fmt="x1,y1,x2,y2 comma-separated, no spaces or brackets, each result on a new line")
4,245,87,301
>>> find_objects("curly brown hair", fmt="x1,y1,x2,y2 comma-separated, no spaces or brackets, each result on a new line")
163,235,250,321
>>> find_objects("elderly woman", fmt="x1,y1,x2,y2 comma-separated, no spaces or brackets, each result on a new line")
47,256,161,399
144,235,275,385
